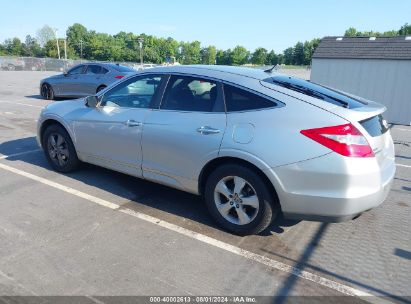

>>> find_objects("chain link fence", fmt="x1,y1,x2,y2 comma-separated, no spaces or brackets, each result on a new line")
0,56,158,72
0,56,310,79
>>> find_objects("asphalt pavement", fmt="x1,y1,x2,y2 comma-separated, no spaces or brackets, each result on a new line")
0,71,410,304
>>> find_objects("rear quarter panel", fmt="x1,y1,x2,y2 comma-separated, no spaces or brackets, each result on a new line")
220,88,349,168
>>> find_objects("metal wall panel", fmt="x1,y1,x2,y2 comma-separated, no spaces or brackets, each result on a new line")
311,58,411,125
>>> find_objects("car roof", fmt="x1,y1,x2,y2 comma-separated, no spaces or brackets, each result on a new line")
146,65,281,82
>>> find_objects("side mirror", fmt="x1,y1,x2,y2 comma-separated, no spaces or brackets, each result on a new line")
85,95,99,108
63,71,68,77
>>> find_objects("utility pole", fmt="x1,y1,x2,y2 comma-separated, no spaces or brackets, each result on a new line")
64,38,67,60
54,28,61,59
79,39,84,63
138,37,144,69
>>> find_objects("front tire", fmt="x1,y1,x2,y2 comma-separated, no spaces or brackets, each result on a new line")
42,124,80,173
41,84,55,100
204,164,279,235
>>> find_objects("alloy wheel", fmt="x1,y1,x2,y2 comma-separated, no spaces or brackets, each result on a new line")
47,133,70,167
213,176,259,225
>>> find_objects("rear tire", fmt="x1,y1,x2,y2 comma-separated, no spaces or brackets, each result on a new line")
96,85,106,93
204,164,278,235
42,124,80,173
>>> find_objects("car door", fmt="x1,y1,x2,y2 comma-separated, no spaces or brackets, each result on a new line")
142,74,226,192
58,64,86,96
72,74,165,177
81,64,103,95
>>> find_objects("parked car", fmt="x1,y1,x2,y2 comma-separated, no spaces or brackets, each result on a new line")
36,65,395,235
24,57,45,71
39,62,135,99
0,57,25,70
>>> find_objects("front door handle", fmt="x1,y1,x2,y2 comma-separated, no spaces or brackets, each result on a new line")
124,119,142,127
196,126,221,135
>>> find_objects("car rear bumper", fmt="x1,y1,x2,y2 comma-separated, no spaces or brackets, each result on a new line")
266,152,396,222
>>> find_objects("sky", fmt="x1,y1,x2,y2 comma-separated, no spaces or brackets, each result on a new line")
1,0,410,52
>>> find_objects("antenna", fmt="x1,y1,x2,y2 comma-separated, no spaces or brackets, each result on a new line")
264,65,278,73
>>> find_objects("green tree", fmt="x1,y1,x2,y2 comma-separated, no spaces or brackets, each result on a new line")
22,35,43,57
303,38,320,65
201,45,217,64
399,23,411,35
230,45,249,65
216,49,230,65
66,23,90,58
251,47,267,65
277,53,284,65
283,47,294,65
344,26,399,37
180,41,201,64
293,42,304,65
265,50,278,65
157,37,179,63
36,25,55,47
44,39,76,58
344,27,358,37
5,38,23,56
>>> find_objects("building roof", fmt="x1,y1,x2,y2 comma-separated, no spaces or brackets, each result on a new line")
313,36,411,60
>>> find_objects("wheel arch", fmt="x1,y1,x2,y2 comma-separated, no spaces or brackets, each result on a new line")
96,84,107,93
41,82,53,90
39,118,76,151
41,82,55,98
198,156,281,209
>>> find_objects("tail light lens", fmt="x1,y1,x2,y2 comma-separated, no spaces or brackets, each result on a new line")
115,75,124,79
300,123,374,157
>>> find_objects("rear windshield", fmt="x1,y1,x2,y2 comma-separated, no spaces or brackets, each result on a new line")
109,64,135,73
263,76,367,109
360,114,389,137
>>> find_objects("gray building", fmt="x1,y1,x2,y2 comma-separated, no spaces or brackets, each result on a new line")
311,36,411,125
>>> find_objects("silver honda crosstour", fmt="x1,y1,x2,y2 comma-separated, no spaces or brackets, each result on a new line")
36,65,395,235
40,63,135,100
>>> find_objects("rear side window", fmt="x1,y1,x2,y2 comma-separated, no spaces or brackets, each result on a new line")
360,114,389,137
161,75,219,112
101,67,109,74
263,76,367,109
86,65,101,74
110,64,134,73
224,84,275,112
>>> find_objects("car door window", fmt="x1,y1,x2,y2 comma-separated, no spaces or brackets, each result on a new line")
86,65,102,74
224,84,276,112
100,75,163,108
100,67,109,74
160,75,219,112
68,65,85,75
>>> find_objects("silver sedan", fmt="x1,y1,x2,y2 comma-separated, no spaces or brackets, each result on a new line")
40,63,135,100
36,65,396,235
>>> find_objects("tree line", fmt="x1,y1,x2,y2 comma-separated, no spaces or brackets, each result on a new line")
0,23,410,66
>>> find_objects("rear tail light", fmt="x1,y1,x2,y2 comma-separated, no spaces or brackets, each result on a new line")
115,75,124,79
300,123,374,157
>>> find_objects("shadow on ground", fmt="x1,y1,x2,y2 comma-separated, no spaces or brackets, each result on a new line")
0,136,299,236
1,136,410,303
25,94,43,100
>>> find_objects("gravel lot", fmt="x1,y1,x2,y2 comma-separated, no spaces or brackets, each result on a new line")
0,71,410,303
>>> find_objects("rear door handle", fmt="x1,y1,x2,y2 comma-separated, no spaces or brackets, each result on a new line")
196,126,221,135
124,119,142,127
